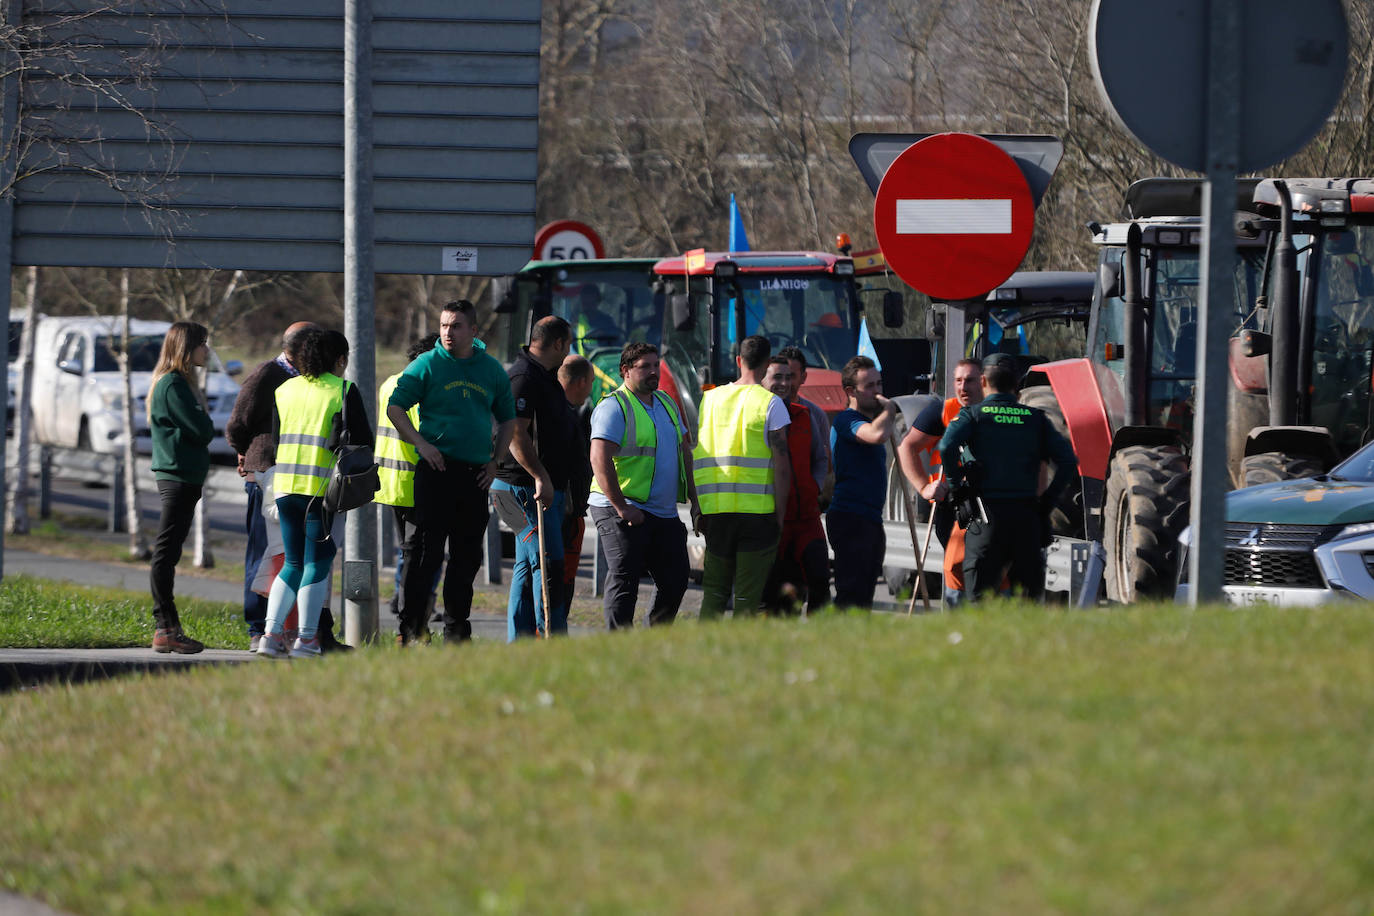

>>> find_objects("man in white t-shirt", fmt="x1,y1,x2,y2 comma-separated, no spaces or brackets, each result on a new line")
693,335,791,618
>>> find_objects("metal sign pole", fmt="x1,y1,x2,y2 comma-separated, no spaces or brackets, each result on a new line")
343,0,379,643
1188,0,1241,604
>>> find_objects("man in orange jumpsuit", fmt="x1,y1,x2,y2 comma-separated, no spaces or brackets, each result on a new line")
896,358,985,605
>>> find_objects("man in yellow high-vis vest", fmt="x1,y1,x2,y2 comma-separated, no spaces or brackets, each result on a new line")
589,342,701,629
693,334,792,618
377,333,438,621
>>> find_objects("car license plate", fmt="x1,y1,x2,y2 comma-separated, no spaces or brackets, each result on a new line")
1222,586,1329,607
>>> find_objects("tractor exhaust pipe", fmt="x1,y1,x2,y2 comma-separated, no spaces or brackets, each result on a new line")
1270,180,1298,427
1123,222,1147,426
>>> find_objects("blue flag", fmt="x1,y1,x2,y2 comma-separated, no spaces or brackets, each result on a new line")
857,320,882,370
727,193,755,343
729,193,751,253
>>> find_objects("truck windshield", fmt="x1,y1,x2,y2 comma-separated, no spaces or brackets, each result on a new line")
502,263,658,401
720,273,855,374
1310,225,1374,454
93,335,163,373
980,307,1087,363
519,265,659,357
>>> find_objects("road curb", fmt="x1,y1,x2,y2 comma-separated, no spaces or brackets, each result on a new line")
0,648,252,692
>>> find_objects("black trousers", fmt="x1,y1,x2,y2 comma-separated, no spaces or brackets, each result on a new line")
962,498,1044,601
401,461,488,641
150,478,202,631
589,505,689,630
827,510,885,610
763,530,830,615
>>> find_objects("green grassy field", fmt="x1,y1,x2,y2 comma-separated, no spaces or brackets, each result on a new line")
2,604,1373,914
0,576,246,649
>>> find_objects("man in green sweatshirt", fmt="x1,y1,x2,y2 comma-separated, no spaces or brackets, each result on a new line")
387,299,517,643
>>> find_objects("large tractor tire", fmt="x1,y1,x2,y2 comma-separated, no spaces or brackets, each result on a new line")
1103,445,1191,603
1018,385,1084,539
1240,451,1324,488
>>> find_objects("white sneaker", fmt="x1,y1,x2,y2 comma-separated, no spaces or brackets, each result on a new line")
290,636,323,659
256,632,289,659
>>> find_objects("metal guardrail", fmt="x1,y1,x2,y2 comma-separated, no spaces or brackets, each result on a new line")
4,443,248,533
8,440,518,587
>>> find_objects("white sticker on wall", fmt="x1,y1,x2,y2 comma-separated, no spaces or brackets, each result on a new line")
443,247,479,273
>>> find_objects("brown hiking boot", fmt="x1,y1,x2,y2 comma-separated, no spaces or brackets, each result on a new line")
153,627,205,655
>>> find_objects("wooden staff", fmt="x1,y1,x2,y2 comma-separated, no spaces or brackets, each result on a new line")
536,498,551,639
889,431,931,614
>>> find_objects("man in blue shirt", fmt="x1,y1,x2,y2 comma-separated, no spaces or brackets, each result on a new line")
588,342,701,629
827,355,896,609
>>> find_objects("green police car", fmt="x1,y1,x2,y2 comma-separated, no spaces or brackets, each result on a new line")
1177,440,1374,605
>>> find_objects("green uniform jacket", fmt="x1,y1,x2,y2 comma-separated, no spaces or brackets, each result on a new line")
937,391,1077,505
387,344,515,464
149,371,216,485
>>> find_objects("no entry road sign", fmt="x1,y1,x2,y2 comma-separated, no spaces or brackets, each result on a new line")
873,133,1035,301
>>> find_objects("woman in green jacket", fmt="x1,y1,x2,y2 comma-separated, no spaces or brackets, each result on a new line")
148,321,215,654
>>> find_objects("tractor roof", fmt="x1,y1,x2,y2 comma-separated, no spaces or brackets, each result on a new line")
1252,178,1374,218
1123,177,1264,219
653,251,850,276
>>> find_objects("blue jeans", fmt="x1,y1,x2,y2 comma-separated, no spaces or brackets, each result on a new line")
243,480,269,637
491,481,566,641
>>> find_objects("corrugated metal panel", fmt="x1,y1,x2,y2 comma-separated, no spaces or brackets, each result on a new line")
12,0,540,273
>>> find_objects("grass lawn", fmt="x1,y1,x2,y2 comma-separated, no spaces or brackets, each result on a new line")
2,604,1373,913
0,576,246,649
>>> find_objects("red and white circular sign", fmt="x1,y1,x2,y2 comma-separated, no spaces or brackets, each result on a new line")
873,133,1034,301
534,220,605,262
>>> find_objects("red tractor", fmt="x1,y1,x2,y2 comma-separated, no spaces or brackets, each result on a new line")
1039,177,1374,603
1034,178,1269,602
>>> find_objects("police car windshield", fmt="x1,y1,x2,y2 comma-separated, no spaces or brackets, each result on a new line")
721,273,854,372
1332,437,1374,481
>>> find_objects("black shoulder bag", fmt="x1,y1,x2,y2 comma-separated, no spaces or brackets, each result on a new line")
325,379,380,515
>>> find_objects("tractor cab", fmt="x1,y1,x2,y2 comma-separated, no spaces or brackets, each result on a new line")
1240,178,1374,481
652,251,875,423
494,258,661,403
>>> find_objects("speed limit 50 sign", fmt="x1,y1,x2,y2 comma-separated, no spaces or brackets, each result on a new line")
534,220,605,261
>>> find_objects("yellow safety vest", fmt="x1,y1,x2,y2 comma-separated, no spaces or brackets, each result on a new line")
375,373,419,507
590,386,687,504
273,373,345,498
693,383,776,515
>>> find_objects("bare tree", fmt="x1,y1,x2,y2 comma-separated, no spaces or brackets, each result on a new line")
6,264,37,535
116,269,147,559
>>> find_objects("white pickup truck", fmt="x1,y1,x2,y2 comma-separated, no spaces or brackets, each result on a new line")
28,315,242,459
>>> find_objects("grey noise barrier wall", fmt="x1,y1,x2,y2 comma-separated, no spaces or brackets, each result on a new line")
12,0,540,275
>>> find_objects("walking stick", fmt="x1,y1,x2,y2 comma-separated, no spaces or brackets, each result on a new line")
536,498,551,639
908,489,939,615
889,431,931,614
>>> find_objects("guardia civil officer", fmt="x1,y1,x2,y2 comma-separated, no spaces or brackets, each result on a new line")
936,353,1077,601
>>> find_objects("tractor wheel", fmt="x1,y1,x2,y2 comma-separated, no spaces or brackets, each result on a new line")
1018,385,1084,539
1240,452,1324,488
1103,445,1191,603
